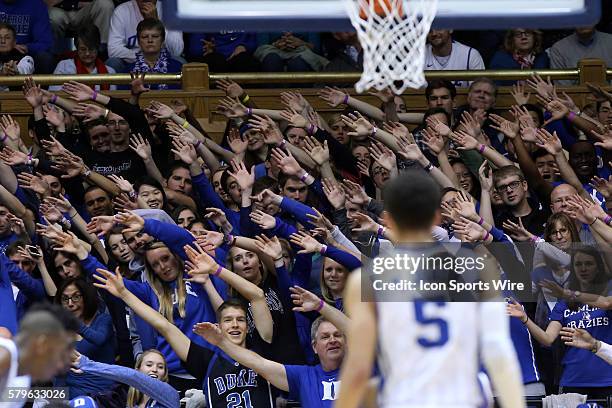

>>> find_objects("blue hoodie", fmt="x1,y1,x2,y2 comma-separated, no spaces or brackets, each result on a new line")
0,0,52,53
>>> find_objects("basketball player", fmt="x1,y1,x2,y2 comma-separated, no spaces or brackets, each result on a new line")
335,170,526,408
0,304,78,408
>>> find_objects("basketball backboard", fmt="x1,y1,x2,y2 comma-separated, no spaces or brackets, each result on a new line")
163,0,601,32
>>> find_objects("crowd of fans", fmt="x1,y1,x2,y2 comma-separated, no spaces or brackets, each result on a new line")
0,1,610,407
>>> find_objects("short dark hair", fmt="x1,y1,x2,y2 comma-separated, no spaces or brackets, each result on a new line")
55,278,99,322
137,18,165,42
382,170,441,230
84,184,109,197
252,176,278,196
522,103,544,126
425,79,457,100
165,161,190,180
277,172,303,189
423,107,451,124
216,298,248,320
6,239,28,258
135,176,168,208
75,24,101,51
531,147,554,161
28,302,81,333
0,23,16,38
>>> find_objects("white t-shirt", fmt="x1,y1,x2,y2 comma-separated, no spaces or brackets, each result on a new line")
424,40,485,88
108,0,184,63
0,337,31,408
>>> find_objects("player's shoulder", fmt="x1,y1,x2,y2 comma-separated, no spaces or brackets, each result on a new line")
0,343,11,377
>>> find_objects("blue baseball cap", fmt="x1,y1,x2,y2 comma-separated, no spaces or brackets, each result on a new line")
69,396,98,408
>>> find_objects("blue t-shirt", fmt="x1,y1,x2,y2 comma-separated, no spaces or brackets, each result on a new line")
284,364,340,408
549,301,612,387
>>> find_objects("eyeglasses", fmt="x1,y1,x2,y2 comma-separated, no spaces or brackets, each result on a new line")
107,120,128,127
61,293,82,304
513,31,533,38
495,180,523,193
551,228,569,237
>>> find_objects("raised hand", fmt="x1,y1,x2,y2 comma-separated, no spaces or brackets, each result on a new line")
322,178,345,210
489,114,519,139
383,121,411,140
216,78,244,98
538,279,567,300
171,137,197,164
279,109,308,129
17,172,49,196
341,112,373,138
62,81,95,102
560,327,597,351
248,115,283,146
129,133,153,161
368,87,393,103
196,230,225,251
7,213,25,235
452,190,478,220
452,217,487,242
45,195,73,213
280,91,308,112
341,179,370,206
449,130,480,151
0,146,28,166
114,211,145,233
130,72,149,96
108,175,134,194
249,210,276,229
72,103,106,124
51,151,86,179
216,97,247,119
86,215,116,237
146,101,174,120
458,111,482,138
290,286,324,313
270,148,302,176
319,86,347,108
369,141,396,172
419,129,443,156
565,194,607,225
227,128,248,155
39,201,63,223
510,83,530,105
228,159,254,190
349,212,379,233
92,267,127,298
589,175,611,201
542,99,569,126
502,218,535,242
426,116,452,137
586,82,612,103
113,193,139,212
478,161,494,192
0,115,21,144
253,234,283,260
526,74,555,101
40,136,68,157
204,207,231,231
534,129,562,155
289,231,324,254
505,298,527,321
184,244,218,283
192,322,223,346
23,76,43,107
302,136,329,166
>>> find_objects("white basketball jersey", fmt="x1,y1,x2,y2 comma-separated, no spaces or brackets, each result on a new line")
0,338,31,408
376,301,482,408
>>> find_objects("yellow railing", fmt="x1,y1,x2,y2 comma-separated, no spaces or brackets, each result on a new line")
0,59,607,89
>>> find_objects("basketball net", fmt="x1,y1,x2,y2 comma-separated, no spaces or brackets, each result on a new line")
344,0,438,94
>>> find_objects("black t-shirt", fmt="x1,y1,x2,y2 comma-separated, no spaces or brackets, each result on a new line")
243,275,305,365
184,342,274,408
82,149,147,183
493,195,550,239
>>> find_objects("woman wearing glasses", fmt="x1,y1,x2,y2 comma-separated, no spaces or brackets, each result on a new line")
490,28,549,84
55,277,116,399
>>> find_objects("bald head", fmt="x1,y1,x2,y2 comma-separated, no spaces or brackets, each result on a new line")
550,184,578,214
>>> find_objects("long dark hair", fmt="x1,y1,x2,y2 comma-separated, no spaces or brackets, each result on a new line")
55,277,99,322
567,245,609,310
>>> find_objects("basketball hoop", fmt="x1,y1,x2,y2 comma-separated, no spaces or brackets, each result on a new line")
344,0,438,94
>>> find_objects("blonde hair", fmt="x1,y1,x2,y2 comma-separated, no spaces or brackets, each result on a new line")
319,258,347,305
145,242,186,324
127,349,168,407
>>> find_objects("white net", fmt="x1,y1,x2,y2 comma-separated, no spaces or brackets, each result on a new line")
344,0,438,94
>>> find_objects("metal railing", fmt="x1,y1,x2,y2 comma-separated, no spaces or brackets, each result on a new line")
0,59,607,89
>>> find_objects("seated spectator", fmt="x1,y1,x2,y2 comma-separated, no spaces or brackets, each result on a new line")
323,32,362,73
550,26,612,85
424,29,484,88
0,22,34,88
255,32,329,72
0,0,54,73
107,0,183,73
126,19,182,90
186,31,259,72
50,25,116,92
490,29,549,85
46,0,113,54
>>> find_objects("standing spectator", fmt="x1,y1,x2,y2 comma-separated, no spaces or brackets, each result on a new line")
186,31,259,72
490,29,549,85
126,19,182,90
550,27,612,85
107,0,183,73
0,0,54,73
46,0,113,55
255,32,329,72
424,29,484,88
0,22,34,90
51,25,116,92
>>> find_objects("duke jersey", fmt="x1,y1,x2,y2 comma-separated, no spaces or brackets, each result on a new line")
184,342,274,408
376,300,481,408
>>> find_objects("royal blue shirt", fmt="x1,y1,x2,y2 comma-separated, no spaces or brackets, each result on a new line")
549,301,612,387
284,364,340,408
